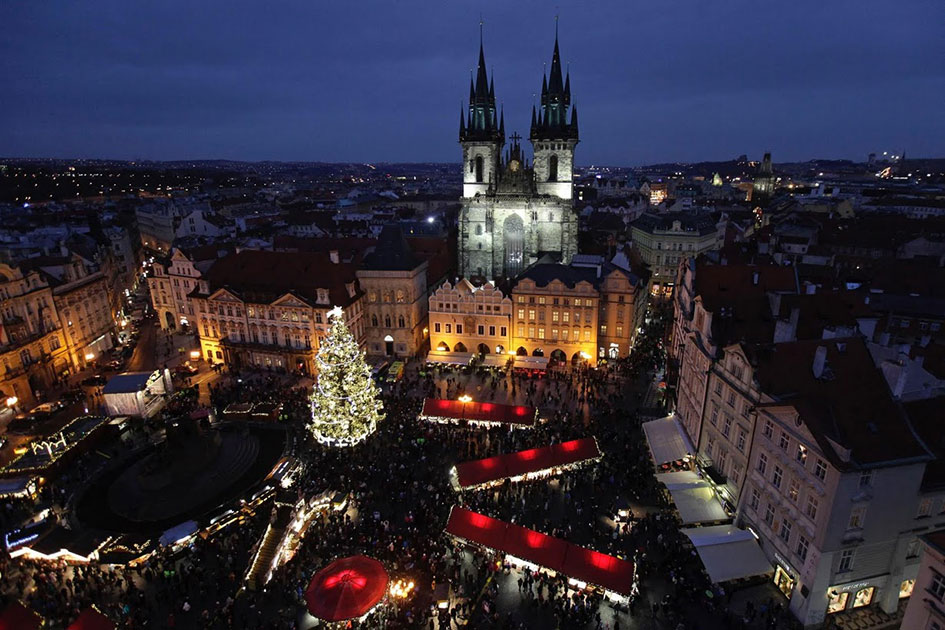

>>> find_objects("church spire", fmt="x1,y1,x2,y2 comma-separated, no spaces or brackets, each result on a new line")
531,23,578,142
461,25,503,143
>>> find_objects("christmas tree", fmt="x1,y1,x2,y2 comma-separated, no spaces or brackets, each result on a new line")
309,306,384,447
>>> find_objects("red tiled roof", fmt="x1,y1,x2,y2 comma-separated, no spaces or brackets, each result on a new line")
204,250,362,307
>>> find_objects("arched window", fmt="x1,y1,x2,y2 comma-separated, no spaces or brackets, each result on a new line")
371,314,378,327
475,155,484,183
398,315,406,328
548,154,558,182
384,314,392,328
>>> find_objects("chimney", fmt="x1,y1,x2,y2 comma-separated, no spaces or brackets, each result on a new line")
329,250,340,264
773,307,800,343
812,345,828,379
752,270,760,286
893,364,909,399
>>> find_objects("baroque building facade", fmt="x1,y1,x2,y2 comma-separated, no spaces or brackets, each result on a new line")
458,34,579,281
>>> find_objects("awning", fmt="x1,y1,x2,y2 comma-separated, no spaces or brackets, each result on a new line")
454,438,601,489
479,354,509,368
682,525,772,583
0,477,33,498
513,356,549,370
159,520,198,546
656,472,728,524
642,416,694,465
444,506,507,550
426,351,474,366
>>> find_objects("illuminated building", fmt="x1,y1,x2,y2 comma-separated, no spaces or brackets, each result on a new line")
630,212,725,298
428,279,511,357
750,152,775,205
458,32,579,280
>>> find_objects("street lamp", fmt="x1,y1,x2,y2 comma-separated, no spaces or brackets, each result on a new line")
5,396,17,408
458,394,472,403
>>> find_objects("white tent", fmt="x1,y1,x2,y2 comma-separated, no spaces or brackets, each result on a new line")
426,351,474,366
656,471,728,524
682,525,773,583
642,416,695,465
513,356,549,370
479,354,510,368
160,520,199,546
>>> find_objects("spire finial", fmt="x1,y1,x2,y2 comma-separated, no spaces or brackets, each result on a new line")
479,14,484,46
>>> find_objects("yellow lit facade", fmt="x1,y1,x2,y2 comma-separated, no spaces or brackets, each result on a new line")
429,279,511,356
510,276,599,365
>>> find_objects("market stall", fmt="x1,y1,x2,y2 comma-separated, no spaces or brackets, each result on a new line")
452,437,601,490
68,606,115,630
681,524,772,583
425,350,474,366
0,601,43,629
305,555,390,623
656,471,729,525
444,506,635,600
103,370,173,418
420,398,537,428
642,415,694,466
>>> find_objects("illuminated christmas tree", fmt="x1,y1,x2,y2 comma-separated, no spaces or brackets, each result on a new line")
309,306,384,447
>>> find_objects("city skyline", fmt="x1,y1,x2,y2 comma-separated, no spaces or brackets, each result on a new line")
1,0,943,165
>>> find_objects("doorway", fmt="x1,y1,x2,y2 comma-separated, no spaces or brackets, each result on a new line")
384,334,394,356
774,566,795,600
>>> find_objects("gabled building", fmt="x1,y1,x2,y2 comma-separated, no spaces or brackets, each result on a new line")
429,279,511,356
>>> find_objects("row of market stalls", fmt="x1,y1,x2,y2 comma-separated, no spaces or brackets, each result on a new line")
641,415,773,587
420,398,538,428
450,438,602,490
445,506,636,602
426,350,550,371
0,600,116,629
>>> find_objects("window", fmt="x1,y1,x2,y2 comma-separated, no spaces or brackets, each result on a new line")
918,498,933,518
709,405,719,426
815,458,827,481
796,444,807,464
764,503,775,526
741,401,750,418
758,453,768,475
528,309,535,321
478,325,485,336
552,311,559,322
736,429,747,452
500,326,507,337
859,471,873,488
706,437,715,459
796,536,809,562
538,297,546,305
371,314,379,327
528,326,535,338
772,465,783,489
456,324,463,334
722,415,732,438
839,549,855,573
779,432,790,451
779,519,792,543
806,495,819,521
584,329,591,341
489,326,495,336
574,298,581,307
763,420,774,439
789,479,800,503
600,325,607,336
384,315,392,328
563,312,570,323
906,539,920,559
517,326,524,337
714,381,723,395
931,572,945,602
749,487,761,511
445,324,451,334
434,322,441,333
538,328,545,340
727,391,736,407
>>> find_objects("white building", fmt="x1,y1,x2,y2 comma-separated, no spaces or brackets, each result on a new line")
900,529,945,630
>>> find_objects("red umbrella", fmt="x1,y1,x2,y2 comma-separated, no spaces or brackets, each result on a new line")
305,555,389,622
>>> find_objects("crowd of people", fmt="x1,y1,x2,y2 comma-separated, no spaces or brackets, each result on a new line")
0,305,804,629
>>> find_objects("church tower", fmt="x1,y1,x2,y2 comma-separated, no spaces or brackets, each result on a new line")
530,31,579,200
460,37,504,199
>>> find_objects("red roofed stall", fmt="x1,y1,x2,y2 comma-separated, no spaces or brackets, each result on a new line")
453,438,602,490
0,601,43,630
68,607,115,630
444,506,635,598
420,398,537,428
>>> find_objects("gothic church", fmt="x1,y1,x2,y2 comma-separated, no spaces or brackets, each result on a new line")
458,31,579,280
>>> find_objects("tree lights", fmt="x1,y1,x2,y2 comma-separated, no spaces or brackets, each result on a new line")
308,306,384,448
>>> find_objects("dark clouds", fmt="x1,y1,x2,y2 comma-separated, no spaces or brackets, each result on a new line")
1,0,942,165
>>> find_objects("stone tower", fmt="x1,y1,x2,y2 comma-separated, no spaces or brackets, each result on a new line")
458,29,579,281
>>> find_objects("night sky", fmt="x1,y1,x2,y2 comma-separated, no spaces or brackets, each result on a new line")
2,0,943,166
